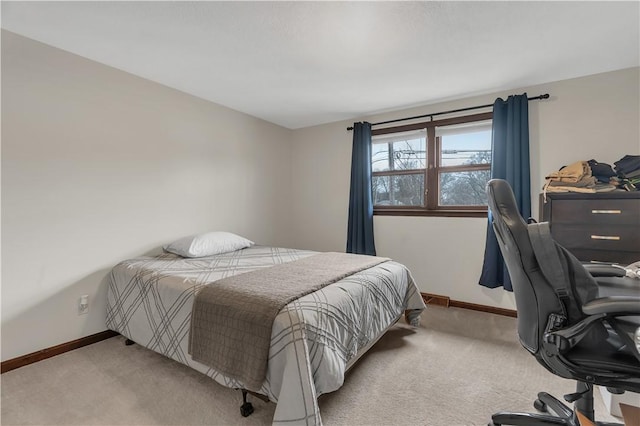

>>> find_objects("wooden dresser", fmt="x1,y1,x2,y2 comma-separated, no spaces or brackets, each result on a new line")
540,191,640,264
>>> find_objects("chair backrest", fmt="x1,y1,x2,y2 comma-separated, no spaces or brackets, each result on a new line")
485,179,599,355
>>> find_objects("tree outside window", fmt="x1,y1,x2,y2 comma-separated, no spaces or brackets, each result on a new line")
371,112,492,217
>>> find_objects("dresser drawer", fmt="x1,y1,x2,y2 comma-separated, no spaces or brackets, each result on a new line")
540,192,640,265
551,224,639,254
549,199,639,226
566,248,639,264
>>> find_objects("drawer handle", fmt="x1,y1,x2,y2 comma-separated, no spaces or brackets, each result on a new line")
591,209,621,214
591,235,621,241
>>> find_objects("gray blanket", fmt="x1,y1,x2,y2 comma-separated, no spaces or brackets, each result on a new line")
188,251,389,391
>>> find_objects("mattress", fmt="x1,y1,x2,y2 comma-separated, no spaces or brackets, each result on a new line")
105,246,425,425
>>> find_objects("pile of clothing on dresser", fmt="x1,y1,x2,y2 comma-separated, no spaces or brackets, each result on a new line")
543,154,640,195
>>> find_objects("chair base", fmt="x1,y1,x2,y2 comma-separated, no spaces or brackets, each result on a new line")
489,390,623,426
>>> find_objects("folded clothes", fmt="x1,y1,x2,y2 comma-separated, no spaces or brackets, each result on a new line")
587,159,617,183
594,184,618,192
545,160,591,183
623,168,640,179
543,183,616,194
548,176,596,187
614,155,640,174
544,185,596,193
543,157,640,201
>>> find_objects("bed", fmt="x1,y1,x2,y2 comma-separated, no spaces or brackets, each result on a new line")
105,244,425,425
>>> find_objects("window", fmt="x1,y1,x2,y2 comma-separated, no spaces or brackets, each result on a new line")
371,112,492,217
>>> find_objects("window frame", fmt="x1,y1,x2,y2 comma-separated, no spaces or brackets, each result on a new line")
372,111,492,218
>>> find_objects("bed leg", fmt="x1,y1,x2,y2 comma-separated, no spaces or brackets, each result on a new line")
240,389,254,417
125,339,135,346
405,309,422,327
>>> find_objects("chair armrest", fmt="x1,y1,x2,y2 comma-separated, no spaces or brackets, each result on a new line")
596,276,640,299
544,313,606,353
544,297,640,354
582,296,640,316
583,263,627,278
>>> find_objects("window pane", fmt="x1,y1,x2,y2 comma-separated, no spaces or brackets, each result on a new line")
392,138,426,170
372,143,391,172
372,130,426,172
373,174,424,206
438,121,491,166
439,170,490,206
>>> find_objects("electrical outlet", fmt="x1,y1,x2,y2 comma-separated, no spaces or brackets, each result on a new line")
78,295,89,315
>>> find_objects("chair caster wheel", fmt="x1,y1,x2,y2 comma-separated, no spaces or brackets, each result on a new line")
240,402,254,417
534,398,546,412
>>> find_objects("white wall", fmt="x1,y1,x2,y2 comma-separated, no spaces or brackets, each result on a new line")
290,67,640,310
3,29,638,361
1,31,294,361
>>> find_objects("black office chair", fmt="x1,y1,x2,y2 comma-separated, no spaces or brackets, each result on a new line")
486,179,640,426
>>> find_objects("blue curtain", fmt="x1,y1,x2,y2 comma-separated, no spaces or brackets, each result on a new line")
479,94,531,291
347,122,376,256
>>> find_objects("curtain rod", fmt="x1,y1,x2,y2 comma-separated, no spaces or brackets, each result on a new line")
346,93,550,131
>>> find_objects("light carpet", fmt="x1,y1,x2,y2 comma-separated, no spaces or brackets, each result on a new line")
1,306,619,425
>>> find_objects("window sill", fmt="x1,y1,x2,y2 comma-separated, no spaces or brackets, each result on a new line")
373,208,488,218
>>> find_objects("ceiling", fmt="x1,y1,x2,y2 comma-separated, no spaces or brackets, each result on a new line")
2,1,639,129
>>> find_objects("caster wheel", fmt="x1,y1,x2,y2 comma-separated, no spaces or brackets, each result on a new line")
534,398,547,412
240,402,254,417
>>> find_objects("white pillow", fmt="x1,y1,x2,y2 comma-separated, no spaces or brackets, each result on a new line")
163,231,254,258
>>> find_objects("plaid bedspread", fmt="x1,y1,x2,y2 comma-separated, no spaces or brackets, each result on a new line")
106,246,425,425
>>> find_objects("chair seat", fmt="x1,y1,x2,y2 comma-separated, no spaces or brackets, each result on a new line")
564,325,640,376
567,346,640,375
